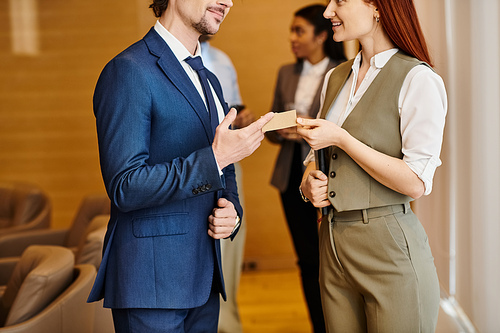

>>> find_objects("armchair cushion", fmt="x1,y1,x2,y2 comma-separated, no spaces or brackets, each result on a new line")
0,182,50,235
65,194,109,248
0,230,67,258
0,246,74,327
75,215,109,268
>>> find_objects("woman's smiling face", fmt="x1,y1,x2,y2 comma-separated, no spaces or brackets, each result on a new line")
324,0,378,43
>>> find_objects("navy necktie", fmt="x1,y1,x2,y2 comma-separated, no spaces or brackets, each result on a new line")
185,56,219,137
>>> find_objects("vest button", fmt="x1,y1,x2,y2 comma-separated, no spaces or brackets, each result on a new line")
332,153,337,160
329,191,336,198
330,171,336,178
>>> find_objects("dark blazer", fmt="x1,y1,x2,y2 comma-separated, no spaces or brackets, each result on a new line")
267,60,339,193
87,28,242,310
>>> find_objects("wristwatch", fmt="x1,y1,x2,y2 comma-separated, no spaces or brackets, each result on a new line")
299,185,309,203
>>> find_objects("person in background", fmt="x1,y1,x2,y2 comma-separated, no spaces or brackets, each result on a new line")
200,34,254,333
297,0,447,331
266,4,346,333
87,0,274,331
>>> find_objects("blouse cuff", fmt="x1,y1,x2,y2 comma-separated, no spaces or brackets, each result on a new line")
406,156,442,196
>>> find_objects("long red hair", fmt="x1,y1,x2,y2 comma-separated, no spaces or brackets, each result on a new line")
369,0,433,67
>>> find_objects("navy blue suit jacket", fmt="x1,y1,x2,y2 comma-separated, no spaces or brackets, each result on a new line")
87,28,242,309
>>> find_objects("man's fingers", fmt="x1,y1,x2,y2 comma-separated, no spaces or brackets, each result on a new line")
250,112,275,131
217,197,230,208
212,198,236,219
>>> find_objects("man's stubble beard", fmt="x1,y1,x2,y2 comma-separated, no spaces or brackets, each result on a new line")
193,14,221,35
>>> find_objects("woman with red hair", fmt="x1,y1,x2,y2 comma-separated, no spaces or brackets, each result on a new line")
296,0,447,331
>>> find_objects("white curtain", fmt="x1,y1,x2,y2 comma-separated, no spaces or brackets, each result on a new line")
413,0,500,331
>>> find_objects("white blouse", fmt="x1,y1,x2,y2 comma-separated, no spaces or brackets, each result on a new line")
305,49,447,195
294,57,330,117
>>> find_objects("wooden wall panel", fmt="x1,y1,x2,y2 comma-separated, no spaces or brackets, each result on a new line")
1,0,322,268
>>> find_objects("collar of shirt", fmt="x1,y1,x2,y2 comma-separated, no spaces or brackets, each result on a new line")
351,48,399,72
154,20,202,61
154,21,225,177
200,41,212,62
302,57,330,77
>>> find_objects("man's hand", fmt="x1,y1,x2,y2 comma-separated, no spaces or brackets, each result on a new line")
213,109,274,169
208,198,238,239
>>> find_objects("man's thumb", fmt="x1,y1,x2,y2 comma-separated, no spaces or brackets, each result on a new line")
220,108,237,129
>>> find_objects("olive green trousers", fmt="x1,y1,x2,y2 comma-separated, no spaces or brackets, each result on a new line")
319,203,440,333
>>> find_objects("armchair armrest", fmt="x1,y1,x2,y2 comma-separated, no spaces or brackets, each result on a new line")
0,257,19,285
0,229,68,258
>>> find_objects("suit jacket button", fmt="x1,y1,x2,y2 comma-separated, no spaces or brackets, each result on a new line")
206,184,212,190
330,171,336,178
329,191,336,198
332,153,338,160
192,189,199,195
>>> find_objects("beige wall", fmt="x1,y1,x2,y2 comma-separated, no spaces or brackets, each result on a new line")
0,0,327,269
413,0,500,331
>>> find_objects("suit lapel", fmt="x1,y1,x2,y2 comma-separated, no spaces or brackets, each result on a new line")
143,28,213,141
207,71,229,115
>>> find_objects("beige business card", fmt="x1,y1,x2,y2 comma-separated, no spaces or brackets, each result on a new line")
262,110,297,133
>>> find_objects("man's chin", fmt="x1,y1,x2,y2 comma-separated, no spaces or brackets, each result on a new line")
194,20,221,36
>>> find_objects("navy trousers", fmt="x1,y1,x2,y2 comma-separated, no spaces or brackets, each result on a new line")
111,286,220,333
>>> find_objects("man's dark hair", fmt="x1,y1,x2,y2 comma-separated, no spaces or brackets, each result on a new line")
150,0,169,18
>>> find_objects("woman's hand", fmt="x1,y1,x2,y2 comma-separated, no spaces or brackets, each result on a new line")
301,163,330,208
298,118,426,199
296,117,348,150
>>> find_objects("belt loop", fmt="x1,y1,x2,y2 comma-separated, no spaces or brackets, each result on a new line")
403,203,410,214
362,209,369,224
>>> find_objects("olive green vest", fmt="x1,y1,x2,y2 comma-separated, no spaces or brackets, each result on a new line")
318,52,428,212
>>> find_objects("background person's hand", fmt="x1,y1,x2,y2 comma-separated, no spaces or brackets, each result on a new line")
232,107,255,129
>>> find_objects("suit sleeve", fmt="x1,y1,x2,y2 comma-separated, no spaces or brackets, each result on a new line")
94,56,227,213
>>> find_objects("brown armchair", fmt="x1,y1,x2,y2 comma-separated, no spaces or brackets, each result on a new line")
0,245,96,333
0,193,109,258
0,182,51,237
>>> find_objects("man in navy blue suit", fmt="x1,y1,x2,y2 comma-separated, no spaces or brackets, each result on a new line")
87,0,273,331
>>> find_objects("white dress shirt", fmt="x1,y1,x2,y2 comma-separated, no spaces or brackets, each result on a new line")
154,21,225,125
305,49,447,195
294,57,330,117
154,21,225,175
